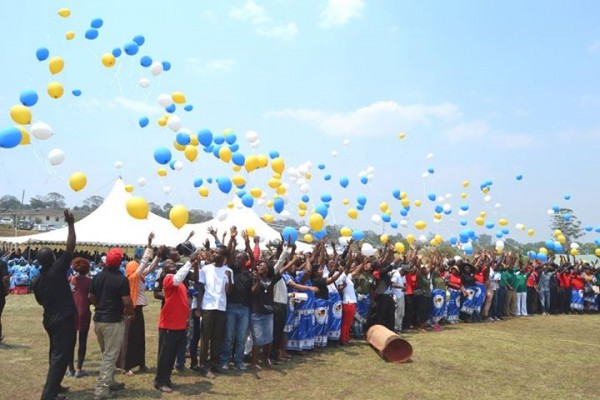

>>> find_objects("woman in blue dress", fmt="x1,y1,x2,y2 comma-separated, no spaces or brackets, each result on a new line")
284,255,318,351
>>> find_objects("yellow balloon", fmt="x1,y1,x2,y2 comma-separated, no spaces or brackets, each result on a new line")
347,208,358,219
171,92,186,104
553,229,562,237
47,82,64,99
595,248,600,257
309,213,324,231
298,210,306,217
482,187,490,194
340,227,352,237
406,234,415,245
434,213,442,220
227,202,234,209
539,247,548,255
246,227,255,237
157,168,167,177
305,172,312,180
10,105,31,125
414,199,422,207
268,178,280,189
479,211,487,218
198,186,209,197
263,214,274,223
276,185,287,195
379,202,389,213
245,155,259,172
101,53,116,68
475,216,485,226
415,220,427,230
69,172,87,192
58,8,71,17
49,56,64,75
189,135,199,146
272,173,282,180
17,126,30,145
380,234,389,244
257,154,269,168
430,239,437,246
158,117,167,127
463,180,470,188
557,235,566,244
266,200,274,208
184,145,198,162
66,31,75,40
169,205,189,229
124,184,134,193
401,198,410,208
434,234,443,244
498,218,508,226
298,202,307,211
570,248,579,256
400,191,407,200
527,228,535,237
219,146,232,163
342,198,350,206
394,242,406,254
304,234,314,243
232,165,242,172
461,192,468,199
398,132,406,140
250,188,263,198
232,175,246,187
173,141,185,151
126,196,149,219
271,157,285,174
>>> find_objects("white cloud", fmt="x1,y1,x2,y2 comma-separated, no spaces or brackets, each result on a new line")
205,59,236,72
113,96,162,116
588,40,600,54
320,0,365,28
266,100,461,136
186,57,236,74
494,133,535,148
446,120,534,148
230,0,297,41
446,120,489,142
557,128,600,142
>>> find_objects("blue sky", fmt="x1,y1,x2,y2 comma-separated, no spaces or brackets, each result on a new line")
0,0,599,244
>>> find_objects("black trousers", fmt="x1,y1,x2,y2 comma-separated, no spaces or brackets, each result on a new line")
189,311,201,367
415,295,432,326
558,287,570,313
527,287,538,314
369,294,395,331
403,295,414,330
41,316,76,400
0,295,5,339
69,330,89,371
270,303,287,358
155,329,186,387
199,310,226,368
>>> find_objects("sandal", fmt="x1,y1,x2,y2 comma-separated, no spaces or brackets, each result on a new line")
125,370,134,376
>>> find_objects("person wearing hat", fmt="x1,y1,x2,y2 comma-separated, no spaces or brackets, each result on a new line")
32,210,77,400
89,247,133,400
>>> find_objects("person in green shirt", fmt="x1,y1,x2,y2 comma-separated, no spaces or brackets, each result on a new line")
503,268,517,317
514,267,530,316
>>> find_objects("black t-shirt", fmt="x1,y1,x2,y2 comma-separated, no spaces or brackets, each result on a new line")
0,259,9,297
32,252,77,326
228,267,253,306
90,267,130,323
251,273,281,315
312,277,329,300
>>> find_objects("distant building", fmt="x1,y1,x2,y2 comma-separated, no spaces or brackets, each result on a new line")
0,209,88,229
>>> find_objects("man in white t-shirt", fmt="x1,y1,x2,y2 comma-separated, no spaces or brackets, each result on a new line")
197,246,233,378
391,266,407,333
336,272,357,345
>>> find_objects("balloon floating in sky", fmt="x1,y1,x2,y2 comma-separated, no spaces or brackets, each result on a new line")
0,127,22,149
48,148,65,166
10,105,31,125
126,196,149,219
36,47,49,61
20,90,38,107
169,205,189,229
69,172,87,192
31,122,54,140
48,56,64,75
57,8,71,18
85,29,99,40
47,82,64,99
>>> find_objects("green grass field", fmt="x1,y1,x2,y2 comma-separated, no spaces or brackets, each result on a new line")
1,294,599,400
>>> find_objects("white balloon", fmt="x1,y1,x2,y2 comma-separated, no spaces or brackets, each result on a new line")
167,115,182,132
484,195,492,202
304,161,313,169
114,161,123,169
298,165,308,176
361,243,376,257
445,193,453,199
366,166,375,174
367,174,374,181
515,223,525,230
287,167,298,178
343,139,350,146
47,148,65,166
299,226,310,235
157,93,173,107
138,78,150,88
418,235,427,243
400,220,408,227
256,199,266,206
458,210,468,216
546,209,554,215
422,172,429,178
216,209,228,222
137,177,147,187
494,203,502,209
300,184,310,193
443,203,452,212
331,150,338,157
31,122,53,140
358,170,367,177
570,243,579,250
281,210,290,218
245,130,259,143
371,214,382,225
426,153,434,159
150,61,163,76
173,161,183,171
339,236,350,246
250,139,260,148
163,186,171,194
496,240,505,250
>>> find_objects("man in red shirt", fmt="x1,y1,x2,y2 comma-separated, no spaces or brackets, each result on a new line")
154,253,200,392
526,266,539,315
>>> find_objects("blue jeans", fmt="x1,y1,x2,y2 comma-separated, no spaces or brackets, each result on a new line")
539,289,550,313
220,303,250,366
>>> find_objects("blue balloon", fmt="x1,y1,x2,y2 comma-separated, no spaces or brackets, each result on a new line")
460,219,468,226
352,230,365,241
169,160,177,170
495,232,503,238
206,177,213,184
20,90,38,107
537,253,547,262
444,209,452,215
273,198,285,213
217,177,232,194
459,232,469,244
231,152,245,167
564,194,571,200
140,56,153,67
585,225,593,232
282,227,298,244
162,61,171,71
390,222,398,229
133,35,145,46
357,195,367,206
339,177,349,188
268,150,279,159
318,164,325,170
501,228,509,235
236,190,246,198
193,178,203,188
176,132,190,146
36,47,49,61
544,240,554,249
320,193,332,203
153,147,172,165
434,205,443,214
72,89,82,97
165,104,176,113
392,189,401,200
212,145,222,159
85,29,99,40
197,129,213,147
594,238,600,245
428,168,435,174
184,104,193,112
229,144,239,152
464,244,473,255
324,174,331,181
485,222,495,229
0,127,22,149
214,136,225,145
428,193,436,201
301,195,310,203
563,214,571,222
314,229,327,240
449,237,458,245
382,214,391,223
356,204,365,211
90,18,103,28
203,145,214,153
139,116,149,128
554,242,563,253
595,227,600,233
460,203,469,211
124,41,139,55
315,204,328,218
241,194,254,208
552,205,560,213
400,209,408,217
225,133,237,145
360,176,369,184
516,174,523,181
403,205,411,212
112,48,122,58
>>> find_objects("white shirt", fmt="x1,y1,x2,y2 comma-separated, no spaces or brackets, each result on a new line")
337,272,357,304
323,266,339,293
391,270,406,299
273,249,290,305
198,263,233,311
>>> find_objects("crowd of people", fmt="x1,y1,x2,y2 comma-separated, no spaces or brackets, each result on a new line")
0,209,599,400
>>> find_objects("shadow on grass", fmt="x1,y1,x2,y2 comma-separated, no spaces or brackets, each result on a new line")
0,342,31,350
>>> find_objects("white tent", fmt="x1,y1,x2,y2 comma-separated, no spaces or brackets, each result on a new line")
1,179,312,252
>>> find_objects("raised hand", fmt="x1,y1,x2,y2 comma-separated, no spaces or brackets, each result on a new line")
64,209,75,225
